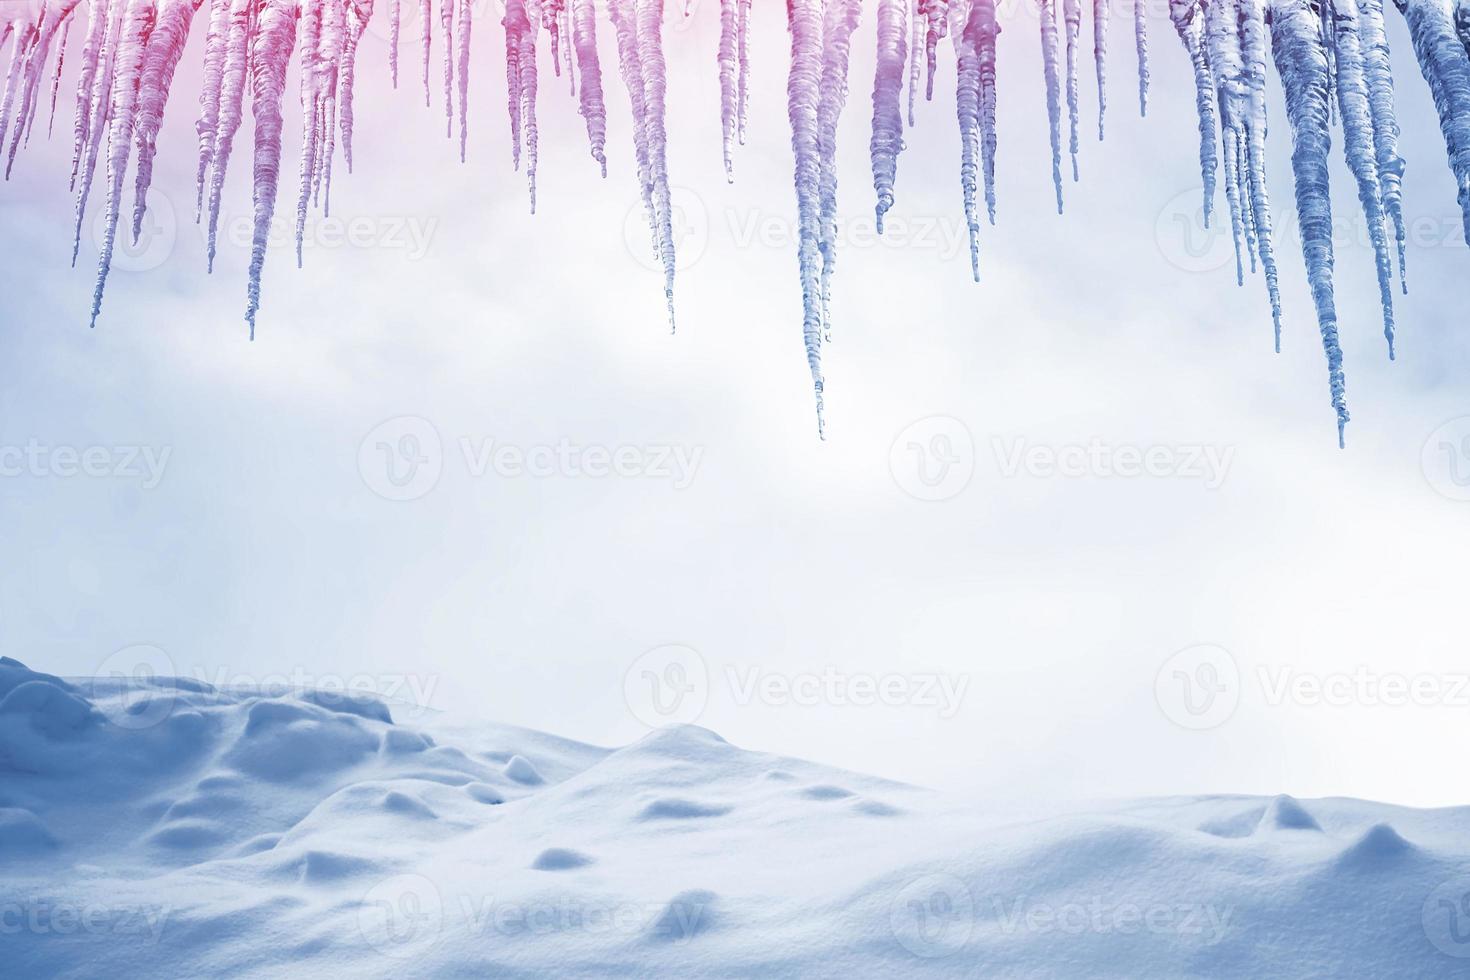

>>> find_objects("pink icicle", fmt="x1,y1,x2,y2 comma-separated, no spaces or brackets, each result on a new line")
454,0,469,159
192,0,231,217
130,0,201,245
92,0,158,328
571,0,605,175
245,0,299,337
871,0,907,232
817,0,861,339
788,0,825,435
719,0,737,181
441,0,453,136
636,0,674,330
204,0,253,271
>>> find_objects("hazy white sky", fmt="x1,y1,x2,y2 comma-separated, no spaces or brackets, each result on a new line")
3,0,1470,806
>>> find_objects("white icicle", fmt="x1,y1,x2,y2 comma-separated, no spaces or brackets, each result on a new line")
789,0,826,435
1040,0,1063,212
245,0,299,337
1356,0,1407,290
1394,0,1470,247
1063,0,1080,179
1093,0,1107,139
1168,0,1216,227
1134,0,1148,115
871,0,907,232
1329,0,1396,356
1270,0,1349,444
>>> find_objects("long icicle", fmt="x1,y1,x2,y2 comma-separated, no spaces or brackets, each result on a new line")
818,0,861,340
72,0,124,267
1040,0,1063,212
245,0,299,337
204,0,252,271
90,0,158,328
736,0,751,143
1356,0,1407,290
441,0,453,136
976,0,998,224
637,0,675,330
1093,0,1107,138
1063,0,1080,179
789,0,825,436
871,0,907,232
923,0,949,100
1241,0,1284,348
609,0,653,245
517,0,539,212
1271,0,1349,445
48,15,74,138
957,0,982,279
389,0,399,87
908,0,921,123
1394,0,1470,247
1169,0,1216,227
1204,0,1245,282
455,0,469,160
130,0,200,244
193,0,231,218
1134,0,1148,115
419,0,430,107
719,0,738,180
572,0,605,175
1330,0,1396,356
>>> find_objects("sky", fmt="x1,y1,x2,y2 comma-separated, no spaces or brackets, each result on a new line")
3,0,1470,807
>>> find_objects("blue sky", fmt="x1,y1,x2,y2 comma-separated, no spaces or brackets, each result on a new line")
3,0,1469,804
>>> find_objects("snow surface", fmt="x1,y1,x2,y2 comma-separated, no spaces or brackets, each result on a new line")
3,655,1470,978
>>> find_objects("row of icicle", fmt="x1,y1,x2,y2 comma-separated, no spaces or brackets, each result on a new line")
1,0,1469,440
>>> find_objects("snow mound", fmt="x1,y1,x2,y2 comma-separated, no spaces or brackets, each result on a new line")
4,659,1469,978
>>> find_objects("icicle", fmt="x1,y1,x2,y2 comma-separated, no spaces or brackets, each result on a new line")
1356,0,1407,290
341,0,371,173
1394,0,1470,247
129,0,199,244
0,19,35,163
923,0,949,101
736,0,751,143
504,0,523,170
1329,0,1396,356
294,0,325,266
908,0,921,123
389,0,399,87
90,0,158,328
719,0,737,181
1241,0,1284,348
561,1,574,96
637,0,675,330
572,0,605,175
871,0,907,232
69,0,113,192
1168,0,1216,227
205,0,253,272
48,15,73,138
976,0,998,224
1270,0,1349,445
1093,0,1107,139
788,0,826,435
610,0,654,247
193,0,231,218
72,0,124,267
510,0,538,212
442,0,454,136
818,0,861,340
1040,0,1063,212
546,0,562,77
245,0,299,337
1134,0,1148,115
1203,0,1247,283
1063,0,1080,179
6,2,76,179
956,0,982,279
455,0,469,159
419,0,430,107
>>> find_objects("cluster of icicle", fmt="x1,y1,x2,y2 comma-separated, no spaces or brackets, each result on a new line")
2,0,1469,441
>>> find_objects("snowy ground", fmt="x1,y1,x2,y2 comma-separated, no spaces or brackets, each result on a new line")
3,656,1469,978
